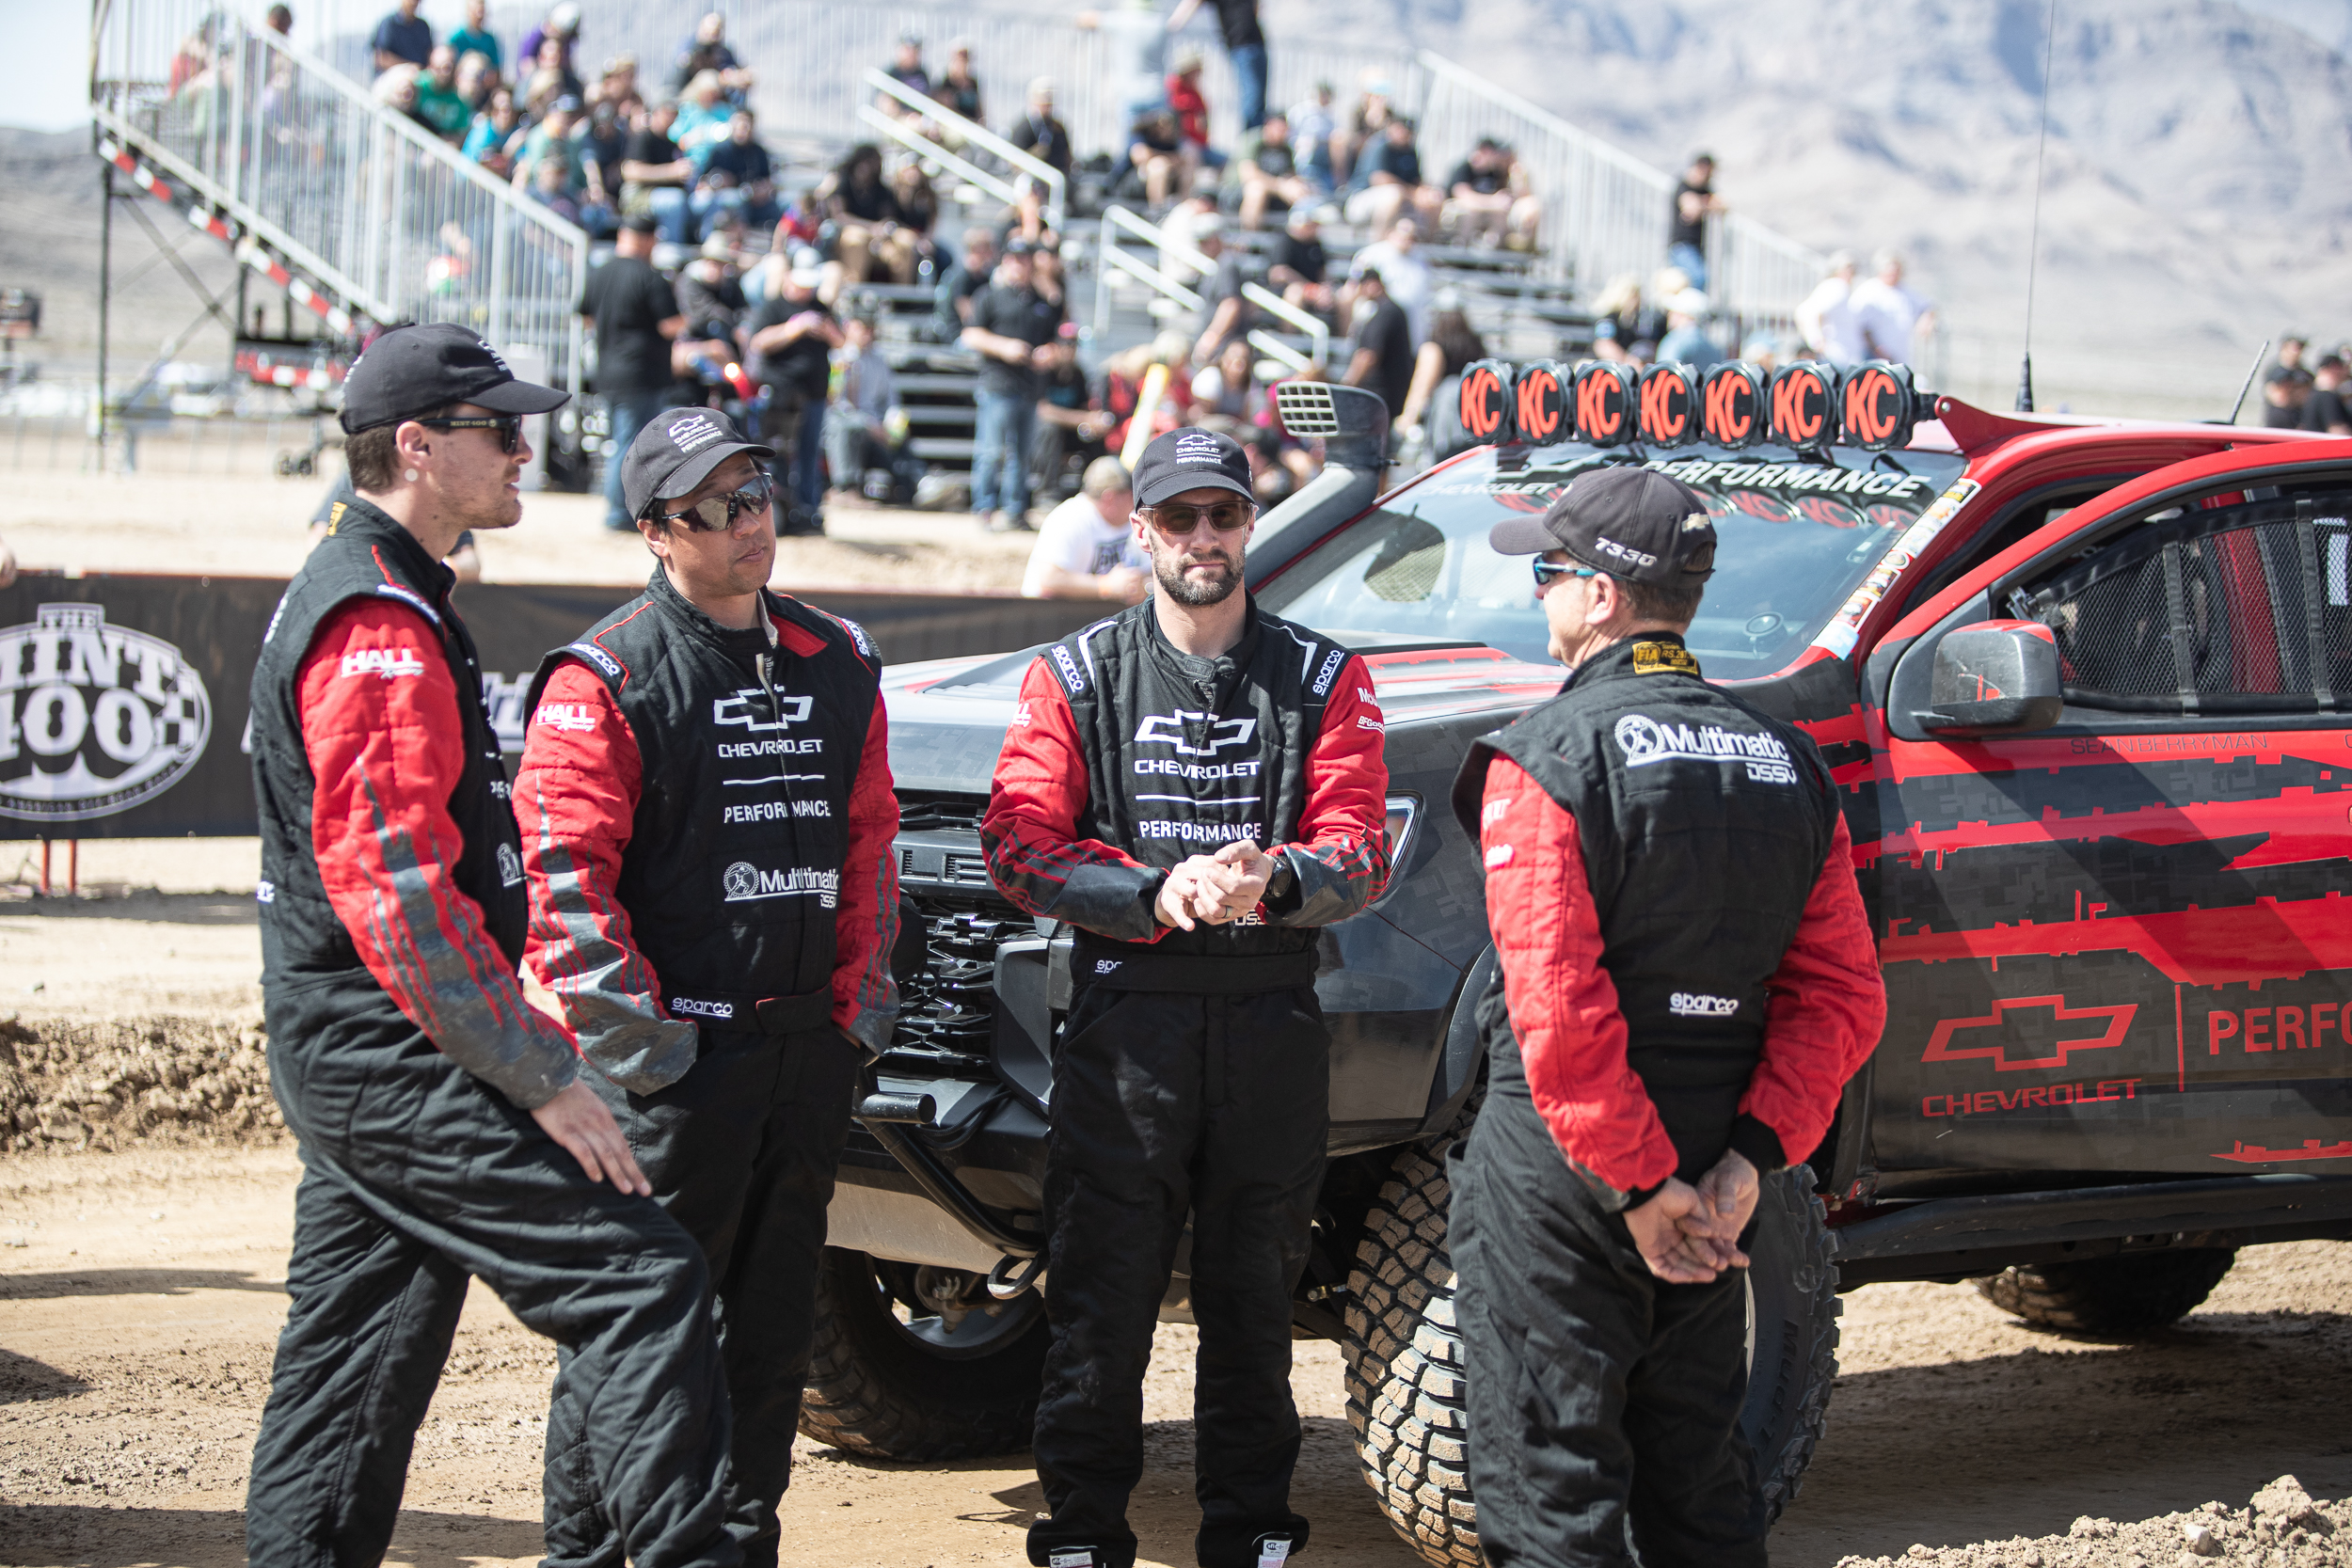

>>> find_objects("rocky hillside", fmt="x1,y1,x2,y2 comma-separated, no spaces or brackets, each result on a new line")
1263,0,2352,412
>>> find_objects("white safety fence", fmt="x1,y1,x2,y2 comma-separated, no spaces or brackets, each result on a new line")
92,0,589,391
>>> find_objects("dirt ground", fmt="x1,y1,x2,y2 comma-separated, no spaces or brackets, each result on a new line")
3,843,2350,1568
0,470,1035,592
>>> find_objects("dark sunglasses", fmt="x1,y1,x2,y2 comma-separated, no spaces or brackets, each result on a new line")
1142,500,1254,535
653,472,775,532
416,414,524,454
1532,557,1601,591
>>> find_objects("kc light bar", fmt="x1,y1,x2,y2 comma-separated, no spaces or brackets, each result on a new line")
1454,356,1933,452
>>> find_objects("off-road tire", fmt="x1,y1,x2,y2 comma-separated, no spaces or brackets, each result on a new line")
1342,1118,1481,1567
1341,1118,1840,1568
1974,1247,2237,1338
797,1247,1050,1461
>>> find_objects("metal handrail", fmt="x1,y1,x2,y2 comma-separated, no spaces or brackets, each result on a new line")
853,103,1028,218
93,103,393,323
92,0,589,392
861,66,1065,231
1094,205,1330,369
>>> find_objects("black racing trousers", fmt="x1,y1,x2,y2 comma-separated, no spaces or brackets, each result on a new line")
544,1027,858,1568
1026,983,1329,1568
1450,1083,1762,1568
247,976,737,1568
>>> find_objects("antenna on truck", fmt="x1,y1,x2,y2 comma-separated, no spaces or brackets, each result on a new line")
2218,338,2272,426
2016,0,2059,412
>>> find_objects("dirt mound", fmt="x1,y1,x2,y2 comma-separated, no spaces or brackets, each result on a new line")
1833,1476,2350,1567
0,1013,283,1152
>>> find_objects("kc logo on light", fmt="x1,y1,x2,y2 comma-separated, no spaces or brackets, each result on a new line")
713,689,816,732
1135,711,1256,755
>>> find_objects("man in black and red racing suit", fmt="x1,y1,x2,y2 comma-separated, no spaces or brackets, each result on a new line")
515,406,898,1568
982,428,1391,1568
1447,468,1884,1567
245,325,740,1568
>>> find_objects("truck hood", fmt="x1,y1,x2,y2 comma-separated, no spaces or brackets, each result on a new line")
882,634,1565,797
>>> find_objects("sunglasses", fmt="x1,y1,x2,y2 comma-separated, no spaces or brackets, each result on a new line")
1532,558,1601,591
653,472,775,532
416,414,524,454
1142,500,1254,535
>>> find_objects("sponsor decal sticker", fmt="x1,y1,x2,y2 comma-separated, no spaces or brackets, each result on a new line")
0,604,214,823
667,410,723,452
713,689,815,731
1810,475,1982,659
1051,643,1086,692
567,640,623,679
534,702,598,734
670,995,736,1021
1094,959,1121,974
1629,641,1699,676
1921,994,2136,1072
721,860,839,907
1670,991,1740,1018
1311,648,1346,697
1613,713,1796,784
497,843,523,887
1135,712,1257,755
1484,844,1514,868
341,646,428,680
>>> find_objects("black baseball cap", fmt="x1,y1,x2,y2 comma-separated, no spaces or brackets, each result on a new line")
1132,427,1253,508
621,406,774,520
340,323,570,434
1487,466,1716,585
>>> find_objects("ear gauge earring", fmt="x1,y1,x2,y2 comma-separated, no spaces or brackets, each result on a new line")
405,467,421,483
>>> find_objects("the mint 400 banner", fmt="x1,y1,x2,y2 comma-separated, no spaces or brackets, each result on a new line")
0,572,1103,839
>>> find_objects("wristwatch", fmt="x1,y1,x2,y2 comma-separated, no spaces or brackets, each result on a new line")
1263,854,1296,904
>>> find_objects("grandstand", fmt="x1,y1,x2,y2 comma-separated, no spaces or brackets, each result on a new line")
86,0,1823,495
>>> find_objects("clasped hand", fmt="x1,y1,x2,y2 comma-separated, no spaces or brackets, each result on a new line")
1623,1148,1760,1285
1153,839,1274,930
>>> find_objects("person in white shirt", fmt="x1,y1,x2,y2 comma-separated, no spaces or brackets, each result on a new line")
1348,215,1436,346
1794,250,1867,367
1021,456,1148,601
1847,249,1934,367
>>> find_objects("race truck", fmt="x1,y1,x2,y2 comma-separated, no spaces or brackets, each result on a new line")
795,363,2352,1566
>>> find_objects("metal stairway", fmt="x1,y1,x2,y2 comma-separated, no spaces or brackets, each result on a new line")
89,0,589,402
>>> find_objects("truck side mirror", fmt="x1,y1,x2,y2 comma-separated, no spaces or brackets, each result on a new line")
1925,621,2064,734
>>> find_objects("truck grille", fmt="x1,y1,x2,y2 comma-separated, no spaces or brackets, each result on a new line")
893,907,1031,1059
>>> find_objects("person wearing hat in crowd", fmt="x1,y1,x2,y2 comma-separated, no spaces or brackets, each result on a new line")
242,324,740,1568
983,427,1391,1568
961,238,1064,532
1008,76,1074,183
741,259,845,535
1449,468,1883,1567
516,405,898,1568
1657,287,1724,372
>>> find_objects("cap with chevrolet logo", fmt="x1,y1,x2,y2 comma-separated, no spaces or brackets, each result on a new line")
1131,427,1254,508
621,406,775,521
1486,466,1717,585
338,322,570,434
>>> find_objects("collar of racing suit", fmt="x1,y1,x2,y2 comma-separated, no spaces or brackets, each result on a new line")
1561,628,1696,694
331,494,457,606
643,562,778,666
1139,590,1263,711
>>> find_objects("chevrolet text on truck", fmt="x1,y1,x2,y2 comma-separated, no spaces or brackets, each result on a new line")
792,362,2352,1566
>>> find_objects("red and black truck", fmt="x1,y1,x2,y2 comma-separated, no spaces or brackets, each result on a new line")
796,364,2352,1566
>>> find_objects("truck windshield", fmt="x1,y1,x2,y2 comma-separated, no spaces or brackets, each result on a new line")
1258,444,1972,680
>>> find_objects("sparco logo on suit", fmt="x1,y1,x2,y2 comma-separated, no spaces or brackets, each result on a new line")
0,603,213,821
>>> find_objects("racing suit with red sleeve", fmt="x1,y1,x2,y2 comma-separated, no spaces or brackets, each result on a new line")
515,566,898,1568
244,502,735,1568
982,598,1390,1568
1444,632,1883,1568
